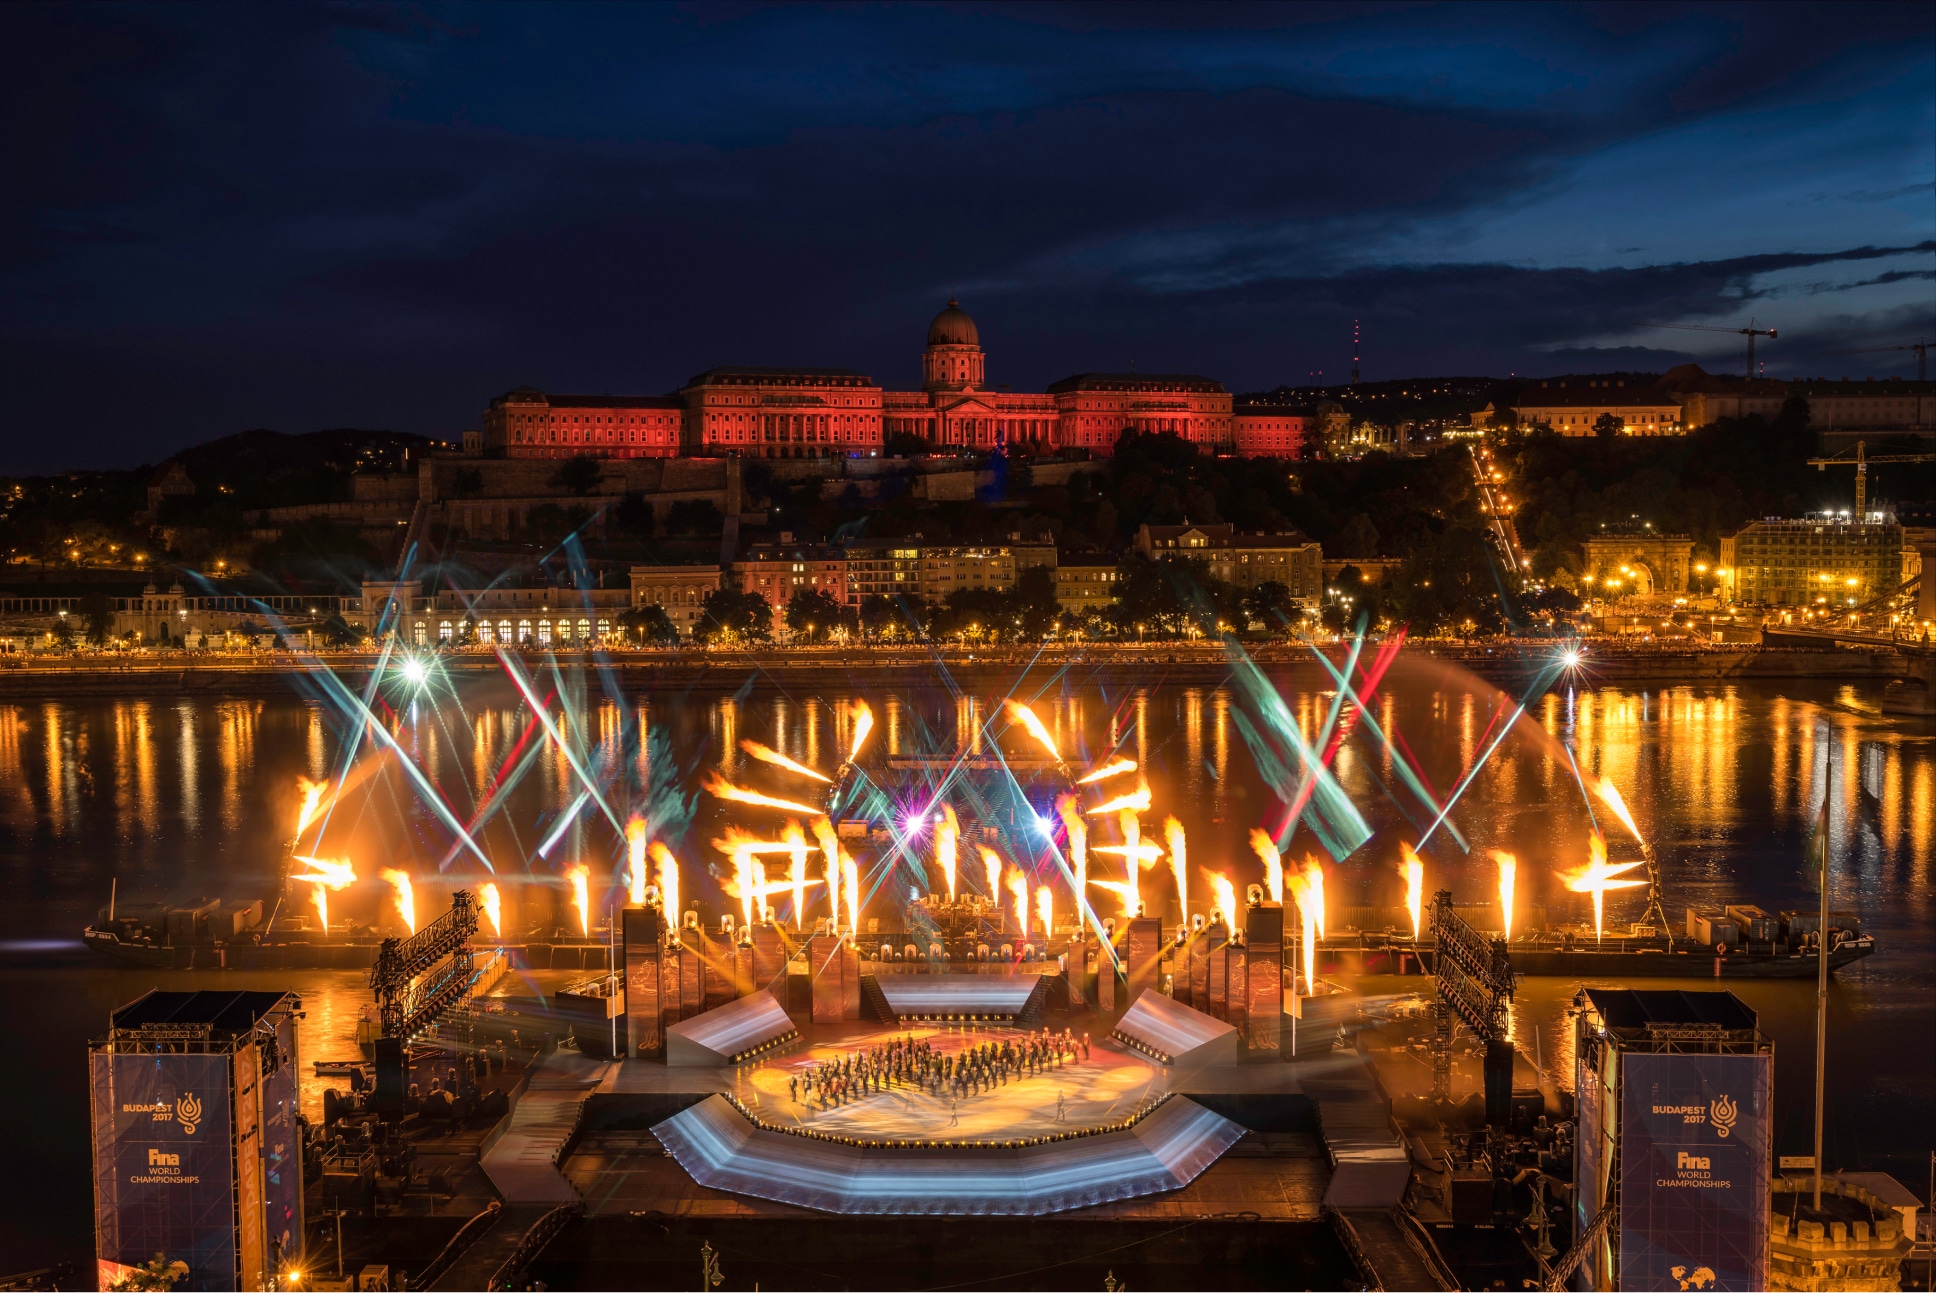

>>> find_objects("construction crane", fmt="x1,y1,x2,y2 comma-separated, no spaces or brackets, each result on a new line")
1806,439,1936,519
1820,337,1930,381
1638,319,1777,379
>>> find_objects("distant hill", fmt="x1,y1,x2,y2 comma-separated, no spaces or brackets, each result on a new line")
1237,373,1665,425
169,428,436,488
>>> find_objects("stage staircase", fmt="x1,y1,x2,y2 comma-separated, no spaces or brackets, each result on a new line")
858,974,895,1024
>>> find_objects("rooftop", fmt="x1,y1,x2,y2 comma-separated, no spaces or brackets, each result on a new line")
108,989,295,1035
1046,372,1225,395
1584,987,1757,1033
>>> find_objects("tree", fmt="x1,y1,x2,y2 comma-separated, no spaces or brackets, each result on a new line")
621,604,680,645
695,584,772,643
858,594,901,639
1012,565,1061,639
108,1252,190,1291
549,455,604,497
1592,412,1623,439
665,499,725,536
1242,581,1298,635
1332,513,1380,560
79,590,114,646
785,588,845,642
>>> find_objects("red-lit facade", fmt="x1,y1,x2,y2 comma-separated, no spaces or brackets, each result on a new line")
483,300,1305,460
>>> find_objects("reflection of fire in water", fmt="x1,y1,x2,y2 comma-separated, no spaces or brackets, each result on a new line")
936,805,959,901
1249,830,1284,903
626,817,648,906
1204,871,1238,928
1491,850,1517,940
1076,758,1137,786
479,882,502,937
739,740,829,783
1560,829,1645,941
380,868,416,935
566,863,591,938
1004,701,1060,761
650,842,680,925
1401,844,1425,940
292,855,355,933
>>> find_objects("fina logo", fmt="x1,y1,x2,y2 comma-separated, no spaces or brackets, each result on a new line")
1709,1093,1738,1139
175,1092,203,1136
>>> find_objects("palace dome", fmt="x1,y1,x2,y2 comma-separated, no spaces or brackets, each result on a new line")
926,297,980,347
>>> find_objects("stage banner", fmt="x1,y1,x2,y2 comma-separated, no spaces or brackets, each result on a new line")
623,905,667,1059
91,1051,237,1291
1617,1051,1771,1291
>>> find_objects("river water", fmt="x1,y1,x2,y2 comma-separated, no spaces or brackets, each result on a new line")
1,659,1929,1270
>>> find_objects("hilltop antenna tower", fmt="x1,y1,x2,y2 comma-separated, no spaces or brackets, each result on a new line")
1351,320,1361,386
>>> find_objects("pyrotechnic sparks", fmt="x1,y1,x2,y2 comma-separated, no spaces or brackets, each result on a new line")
626,817,648,906
936,804,959,900
1036,885,1054,940
785,820,810,929
479,882,502,937
566,864,591,938
1204,871,1238,929
1087,783,1152,816
1057,796,1086,920
295,777,329,839
848,700,874,762
1559,829,1645,941
380,868,416,935
1165,817,1189,926
978,846,1004,900
650,842,680,925
704,775,822,816
1249,829,1284,903
1076,758,1137,785
1286,871,1317,996
1301,856,1326,939
739,740,830,783
840,852,859,934
1006,868,1029,937
1491,849,1517,940
292,855,354,933
1004,701,1060,761
1401,844,1425,941
812,818,840,928
1593,778,1646,845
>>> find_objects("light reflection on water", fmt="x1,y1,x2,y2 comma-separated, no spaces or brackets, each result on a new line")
0,671,1929,1266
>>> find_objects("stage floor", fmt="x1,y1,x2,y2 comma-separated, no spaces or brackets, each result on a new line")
737,1024,1166,1143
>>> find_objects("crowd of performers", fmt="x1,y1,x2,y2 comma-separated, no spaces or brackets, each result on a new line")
788,1028,1092,1110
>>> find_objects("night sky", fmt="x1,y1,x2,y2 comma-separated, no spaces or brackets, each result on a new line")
2,2,1931,473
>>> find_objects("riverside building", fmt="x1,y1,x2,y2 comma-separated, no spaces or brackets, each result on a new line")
1718,515,1904,607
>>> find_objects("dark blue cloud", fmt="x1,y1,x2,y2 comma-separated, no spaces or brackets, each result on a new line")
0,1,1929,471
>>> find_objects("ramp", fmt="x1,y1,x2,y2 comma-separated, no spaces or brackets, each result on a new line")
664,989,798,1066
480,1051,612,1204
1113,992,1238,1069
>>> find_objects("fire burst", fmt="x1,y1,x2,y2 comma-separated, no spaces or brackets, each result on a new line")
1286,870,1318,997
1249,829,1284,903
1076,758,1137,785
1165,817,1189,927
704,774,822,816
1204,870,1238,928
1005,701,1060,761
1301,857,1326,939
785,820,810,929
380,868,416,935
1401,844,1425,941
1491,849,1517,941
565,864,591,938
840,852,859,934
295,777,330,840
1056,795,1086,924
479,882,502,937
292,855,355,933
978,845,1005,900
936,804,959,901
1005,867,1029,938
650,842,680,924
1559,829,1645,941
1036,885,1054,940
1593,777,1646,845
848,700,874,762
626,817,649,906
1087,783,1152,816
812,818,840,928
740,740,830,783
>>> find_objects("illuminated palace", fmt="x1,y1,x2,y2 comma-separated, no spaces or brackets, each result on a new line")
483,299,1307,460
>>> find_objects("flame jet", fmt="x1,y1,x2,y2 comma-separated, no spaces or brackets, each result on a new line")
936,804,960,900
650,842,680,925
847,701,874,763
292,855,355,933
1491,849,1517,940
1401,844,1425,940
1286,870,1318,997
479,882,502,937
1006,868,1029,939
1057,796,1087,925
840,852,859,934
566,864,591,938
1249,830,1284,903
812,818,841,928
626,817,649,906
380,868,416,935
295,777,330,840
1087,783,1152,816
739,740,830,783
1036,885,1054,940
1005,701,1060,762
978,846,1005,901
1301,856,1326,939
1076,758,1137,785
785,820,810,929
1204,871,1238,929
1560,829,1645,941
704,774,823,817
1165,818,1189,927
